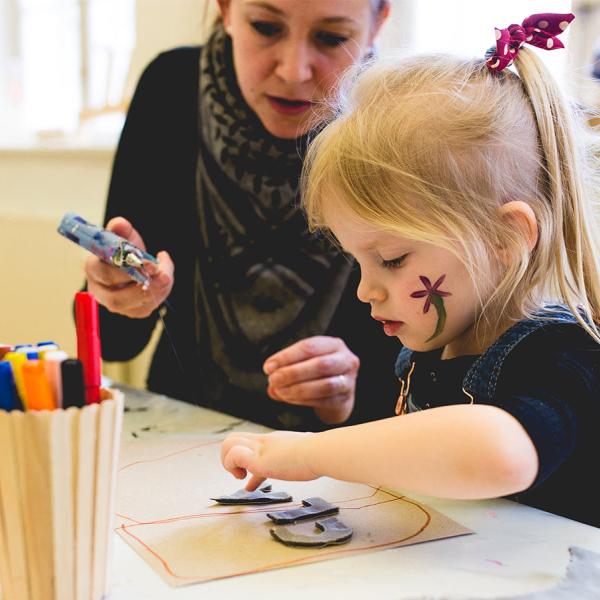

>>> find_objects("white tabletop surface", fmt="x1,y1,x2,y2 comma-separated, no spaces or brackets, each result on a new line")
107,386,600,600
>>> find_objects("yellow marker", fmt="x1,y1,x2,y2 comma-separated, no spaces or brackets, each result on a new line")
3,352,27,408
22,361,55,411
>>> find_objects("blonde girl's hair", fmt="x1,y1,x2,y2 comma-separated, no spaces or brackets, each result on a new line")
302,50,600,345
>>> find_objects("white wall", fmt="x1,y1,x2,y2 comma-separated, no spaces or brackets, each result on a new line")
0,148,112,357
0,146,161,386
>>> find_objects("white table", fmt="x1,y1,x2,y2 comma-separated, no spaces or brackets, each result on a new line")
108,386,600,599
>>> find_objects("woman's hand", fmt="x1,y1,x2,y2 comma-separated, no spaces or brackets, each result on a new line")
221,431,317,491
84,217,174,318
264,336,360,425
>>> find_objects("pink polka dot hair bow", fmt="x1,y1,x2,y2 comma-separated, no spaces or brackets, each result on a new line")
485,12,575,72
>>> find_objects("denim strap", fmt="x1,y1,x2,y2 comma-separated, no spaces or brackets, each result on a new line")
463,306,578,402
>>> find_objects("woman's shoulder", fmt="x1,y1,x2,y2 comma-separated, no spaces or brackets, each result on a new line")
128,46,202,117
142,46,202,81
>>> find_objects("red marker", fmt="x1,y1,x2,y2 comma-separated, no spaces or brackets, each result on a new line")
75,291,101,403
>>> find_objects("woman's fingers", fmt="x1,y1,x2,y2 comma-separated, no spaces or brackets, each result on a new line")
264,336,346,374
269,376,353,405
268,352,356,389
85,248,175,318
265,337,359,407
105,216,147,250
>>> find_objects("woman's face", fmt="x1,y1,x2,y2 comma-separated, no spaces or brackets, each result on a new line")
219,0,388,139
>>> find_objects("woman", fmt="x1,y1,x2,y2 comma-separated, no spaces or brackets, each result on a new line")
85,0,400,429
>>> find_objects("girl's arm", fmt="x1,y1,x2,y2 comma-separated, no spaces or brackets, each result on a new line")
221,404,538,499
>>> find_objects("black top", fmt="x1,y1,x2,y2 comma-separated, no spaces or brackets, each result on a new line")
406,324,600,528
98,47,401,429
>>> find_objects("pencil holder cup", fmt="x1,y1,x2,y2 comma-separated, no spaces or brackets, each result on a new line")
0,388,124,600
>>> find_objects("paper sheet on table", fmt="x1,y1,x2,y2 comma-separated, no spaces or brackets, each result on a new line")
115,437,472,586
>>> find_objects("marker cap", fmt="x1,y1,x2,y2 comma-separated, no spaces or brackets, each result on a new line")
44,350,68,409
0,362,19,411
61,359,86,409
75,291,102,404
22,360,55,411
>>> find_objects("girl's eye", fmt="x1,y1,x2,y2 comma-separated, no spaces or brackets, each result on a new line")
315,32,349,47
381,254,409,269
250,21,282,37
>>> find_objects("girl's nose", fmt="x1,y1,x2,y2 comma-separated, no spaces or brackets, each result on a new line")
274,41,314,84
357,274,386,304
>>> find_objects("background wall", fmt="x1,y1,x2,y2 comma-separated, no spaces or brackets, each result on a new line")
0,148,114,368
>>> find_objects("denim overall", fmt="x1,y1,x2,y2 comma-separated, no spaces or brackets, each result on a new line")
394,306,583,408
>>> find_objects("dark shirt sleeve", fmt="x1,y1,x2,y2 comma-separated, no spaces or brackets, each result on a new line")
98,48,201,361
492,326,599,489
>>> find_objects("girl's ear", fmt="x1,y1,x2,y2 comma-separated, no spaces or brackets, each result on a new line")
498,200,539,255
217,0,232,33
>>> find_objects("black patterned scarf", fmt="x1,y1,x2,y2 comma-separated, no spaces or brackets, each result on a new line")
194,25,352,405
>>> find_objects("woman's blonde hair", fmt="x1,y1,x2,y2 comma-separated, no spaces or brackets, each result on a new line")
302,49,600,345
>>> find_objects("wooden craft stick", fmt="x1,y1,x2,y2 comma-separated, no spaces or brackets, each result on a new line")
74,403,99,600
0,412,31,600
0,484,14,599
99,390,124,597
91,396,116,600
50,409,76,600
0,414,18,599
14,410,54,600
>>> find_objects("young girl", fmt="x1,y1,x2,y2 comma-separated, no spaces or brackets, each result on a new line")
221,12,600,527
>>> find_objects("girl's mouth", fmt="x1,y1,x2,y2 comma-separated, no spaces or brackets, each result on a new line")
382,320,403,336
267,96,313,116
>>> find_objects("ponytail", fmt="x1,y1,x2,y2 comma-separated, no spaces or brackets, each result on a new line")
514,47,600,341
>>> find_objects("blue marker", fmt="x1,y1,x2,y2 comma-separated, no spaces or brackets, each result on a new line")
0,362,21,411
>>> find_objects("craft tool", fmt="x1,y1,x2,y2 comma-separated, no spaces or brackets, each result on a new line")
0,362,19,411
58,212,158,289
3,352,27,406
75,292,101,404
61,359,86,409
14,345,35,355
21,361,55,410
36,342,59,357
43,350,68,408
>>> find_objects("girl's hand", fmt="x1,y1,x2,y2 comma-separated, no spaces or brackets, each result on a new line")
84,217,174,318
264,336,360,425
221,431,318,491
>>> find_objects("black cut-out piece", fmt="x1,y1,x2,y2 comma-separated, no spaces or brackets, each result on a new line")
270,516,353,547
210,484,292,505
266,497,339,524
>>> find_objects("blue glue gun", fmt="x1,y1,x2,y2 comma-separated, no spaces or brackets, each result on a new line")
58,212,158,289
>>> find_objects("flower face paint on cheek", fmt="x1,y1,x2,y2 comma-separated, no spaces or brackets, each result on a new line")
410,275,452,342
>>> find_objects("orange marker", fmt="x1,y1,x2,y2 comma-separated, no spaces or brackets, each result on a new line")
22,361,55,410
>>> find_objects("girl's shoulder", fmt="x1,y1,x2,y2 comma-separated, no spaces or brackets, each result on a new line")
466,314,599,404
395,308,599,399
